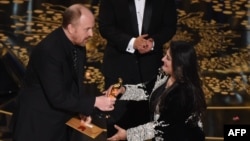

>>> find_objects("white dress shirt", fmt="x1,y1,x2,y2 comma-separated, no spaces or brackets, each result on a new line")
126,0,146,53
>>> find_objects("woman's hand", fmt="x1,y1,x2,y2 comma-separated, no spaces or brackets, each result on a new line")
107,125,127,141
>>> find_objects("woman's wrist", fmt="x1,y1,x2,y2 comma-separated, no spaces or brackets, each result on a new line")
121,86,126,94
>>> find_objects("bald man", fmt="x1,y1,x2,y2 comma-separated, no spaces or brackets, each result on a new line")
11,4,115,141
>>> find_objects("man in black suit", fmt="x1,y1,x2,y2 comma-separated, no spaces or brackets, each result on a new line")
98,0,177,137
11,4,116,141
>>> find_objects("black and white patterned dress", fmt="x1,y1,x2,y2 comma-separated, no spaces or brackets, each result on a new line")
120,70,205,141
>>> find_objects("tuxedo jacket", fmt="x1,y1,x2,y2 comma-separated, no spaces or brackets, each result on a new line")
11,27,96,141
99,0,177,85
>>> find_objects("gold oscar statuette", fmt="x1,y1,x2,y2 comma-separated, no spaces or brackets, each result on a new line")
109,77,123,98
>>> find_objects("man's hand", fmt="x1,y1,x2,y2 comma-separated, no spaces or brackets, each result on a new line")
79,115,93,128
104,85,126,98
134,34,154,54
94,95,116,111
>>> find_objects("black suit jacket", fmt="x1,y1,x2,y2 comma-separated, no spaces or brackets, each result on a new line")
99,0,177,84
12,27,96,141
98,0,177,137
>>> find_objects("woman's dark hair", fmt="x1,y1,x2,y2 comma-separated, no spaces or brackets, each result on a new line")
159,41,206,115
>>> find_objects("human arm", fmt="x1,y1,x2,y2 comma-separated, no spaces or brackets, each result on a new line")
134,34,154,54
107,122,157,141
146,0,177,52
32,37,115,115
127,34,150,54
106,125,127,141
104,69,167,100
79,115,93,128
98,0,134,52
98,0,154,54
120,84,148,101
105,83,148,101
94,95,116,111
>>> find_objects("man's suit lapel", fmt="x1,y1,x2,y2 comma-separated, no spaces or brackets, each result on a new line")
142,0,152,34
61,27,79,87
128,0,139,35
128,0,152,35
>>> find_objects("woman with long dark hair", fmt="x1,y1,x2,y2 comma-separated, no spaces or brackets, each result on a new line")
107,41,207,141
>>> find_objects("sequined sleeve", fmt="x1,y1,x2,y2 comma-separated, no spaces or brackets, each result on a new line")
119,83,148,101
119,68,168,101
126,122,155,141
